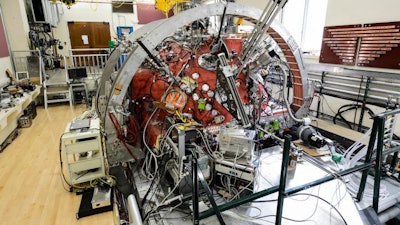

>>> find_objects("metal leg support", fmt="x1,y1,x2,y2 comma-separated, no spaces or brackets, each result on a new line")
192,155,199,225
390,152,398,173
276,135,292,225
197,165,226,225
357,117,379,201
373,117,385,212
356,110,396,213
199,186,280,220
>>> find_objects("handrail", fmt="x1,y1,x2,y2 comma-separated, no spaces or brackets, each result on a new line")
69,48,110,56
65,51,128,78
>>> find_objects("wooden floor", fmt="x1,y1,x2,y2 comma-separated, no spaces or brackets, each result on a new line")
0,104,114,225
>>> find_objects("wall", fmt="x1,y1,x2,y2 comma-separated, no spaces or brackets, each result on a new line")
310,0,400,135
0,5,11,87
325,0,400,26
304,0,400,72
112,9,140,34
53,3,112,56
305,0,400,72
235,0,267,9
53,2,140,56
1,0,30,51
0,0,30,87
54,0,273,57
320,0,400,74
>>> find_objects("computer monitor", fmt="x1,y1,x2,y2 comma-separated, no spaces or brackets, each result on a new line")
68,67,87,83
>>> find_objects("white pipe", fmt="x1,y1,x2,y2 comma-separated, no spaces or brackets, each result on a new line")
278,63,303,123
127,194,143,225
379,205,400,223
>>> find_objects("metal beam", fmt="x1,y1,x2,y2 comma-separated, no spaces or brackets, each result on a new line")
373,117,385,212
198,186,280,220
286,163,373,196
276,135,292,225
306,63,400,80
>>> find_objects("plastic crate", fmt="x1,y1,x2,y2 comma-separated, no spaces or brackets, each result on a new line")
24,102,37,119
18,116,32,128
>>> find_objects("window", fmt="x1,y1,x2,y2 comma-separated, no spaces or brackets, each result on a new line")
280,0,328,54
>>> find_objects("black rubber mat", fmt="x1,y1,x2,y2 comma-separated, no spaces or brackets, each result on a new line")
76,188,113,219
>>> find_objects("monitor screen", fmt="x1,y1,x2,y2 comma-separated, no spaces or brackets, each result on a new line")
68,68,87,80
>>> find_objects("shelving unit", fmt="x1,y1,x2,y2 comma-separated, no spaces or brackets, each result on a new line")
43,68,72,109
44,84,72,108
61,119,105,186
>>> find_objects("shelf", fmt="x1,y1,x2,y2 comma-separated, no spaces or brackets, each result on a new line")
46,85,69,92
66,149,101,163
63,132,99,141
47,98,70,103
70,169,105,184
46,91,70,95
65,139,99,154
69,157,103,173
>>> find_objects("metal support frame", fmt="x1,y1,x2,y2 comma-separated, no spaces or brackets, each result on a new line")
199,140,375,222
308,64,400,109
357,117,380,202
275,135,291,225
192,153,225,225
99,2,311,167
93,115,393,223
95,2,400,223
373,116,385,212
199,108,400,222
357,76,371,132
316,71,326,118
197,165,225,225
357,108,400,212
219,53,250,127
192,155,199,225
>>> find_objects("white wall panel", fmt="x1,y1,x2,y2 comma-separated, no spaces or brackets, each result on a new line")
325,0,400,26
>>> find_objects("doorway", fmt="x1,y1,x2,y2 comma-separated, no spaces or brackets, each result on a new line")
68,21,111,51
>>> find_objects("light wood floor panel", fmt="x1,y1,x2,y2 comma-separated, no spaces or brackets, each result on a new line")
0,104,114,225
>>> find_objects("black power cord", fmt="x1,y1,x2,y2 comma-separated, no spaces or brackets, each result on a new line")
59,133,73,192
333,104,374,130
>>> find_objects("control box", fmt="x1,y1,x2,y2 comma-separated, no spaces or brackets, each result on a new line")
218,125,256,160
61,118,105,186
215,159,255,182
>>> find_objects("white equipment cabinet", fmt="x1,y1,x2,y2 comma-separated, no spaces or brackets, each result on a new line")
62,119,105,186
